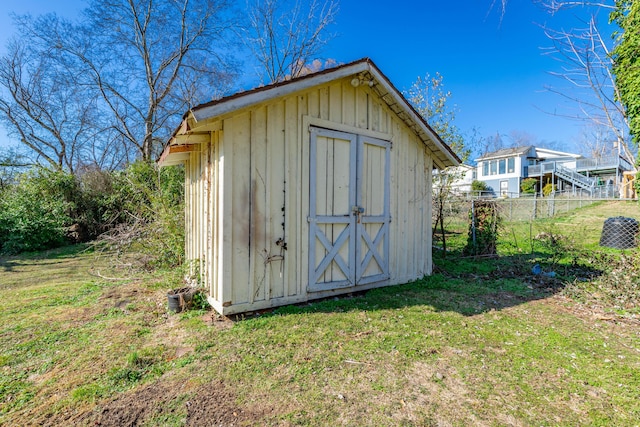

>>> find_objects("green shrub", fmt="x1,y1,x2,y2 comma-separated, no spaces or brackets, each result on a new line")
0,168,75,254
471,180,489,191
520,178,537,194
95,161,185,269
0,161,184,266
542,183,557,197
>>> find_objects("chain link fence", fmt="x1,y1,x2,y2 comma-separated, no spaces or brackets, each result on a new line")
434,194,640,253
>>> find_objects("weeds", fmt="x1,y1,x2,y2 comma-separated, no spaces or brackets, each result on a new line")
563,249,640,316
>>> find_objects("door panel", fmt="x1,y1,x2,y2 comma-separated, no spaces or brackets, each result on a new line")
308,128,390,292
308,128,357,291
356,136,390,285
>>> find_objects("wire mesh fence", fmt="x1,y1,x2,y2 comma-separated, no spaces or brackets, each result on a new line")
434,195,640,254
599,216,639,249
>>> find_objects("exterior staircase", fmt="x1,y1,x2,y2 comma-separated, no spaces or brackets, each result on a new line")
554,163,596,192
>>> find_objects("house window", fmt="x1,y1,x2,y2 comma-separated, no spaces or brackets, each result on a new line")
499,159,506,174
507,158,515,173
472,170,477,180
482,162,488,176
490,160,497,175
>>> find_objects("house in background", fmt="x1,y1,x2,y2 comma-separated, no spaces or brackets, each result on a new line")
434,164,475,194
472,145,635,198
476,146,580,197
158,58,459,315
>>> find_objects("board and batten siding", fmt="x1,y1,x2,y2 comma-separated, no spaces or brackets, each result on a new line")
182,77,433,314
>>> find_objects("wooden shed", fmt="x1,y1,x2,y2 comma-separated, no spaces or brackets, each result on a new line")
158,58,459,315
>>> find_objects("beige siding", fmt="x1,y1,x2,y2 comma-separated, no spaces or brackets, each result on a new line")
183,76,435,314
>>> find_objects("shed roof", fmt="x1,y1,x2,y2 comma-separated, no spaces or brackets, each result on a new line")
159,58,460,169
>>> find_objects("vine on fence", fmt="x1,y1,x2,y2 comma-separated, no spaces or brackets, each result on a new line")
463,200,500,256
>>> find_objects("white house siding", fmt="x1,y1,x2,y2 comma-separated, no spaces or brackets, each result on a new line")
177,76,442,314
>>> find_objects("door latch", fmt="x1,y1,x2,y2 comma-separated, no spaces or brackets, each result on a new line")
352,206,365,223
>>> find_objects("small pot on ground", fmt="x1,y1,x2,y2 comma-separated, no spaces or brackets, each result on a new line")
167,287,197,313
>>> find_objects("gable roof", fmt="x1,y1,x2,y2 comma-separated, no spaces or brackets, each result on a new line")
476,146,534,161
477,145,584,162
160,58,460,169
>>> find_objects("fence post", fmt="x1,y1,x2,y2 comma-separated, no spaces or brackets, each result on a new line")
510,198,513,221
471,200,476,248
533,192,537,220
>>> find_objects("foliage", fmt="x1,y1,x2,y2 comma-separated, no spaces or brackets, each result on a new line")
520,177,537,194
471,180,490,192
94,161,185,270
542,182,557,196
0,166,120,254
405,73,468,162
0,162,184,266
191,290,211,311
611,0,640,146
0,168,74,254
463,200,500,256
611,0,640,193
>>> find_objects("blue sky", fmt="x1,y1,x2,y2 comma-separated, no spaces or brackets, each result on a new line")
0,0,614,155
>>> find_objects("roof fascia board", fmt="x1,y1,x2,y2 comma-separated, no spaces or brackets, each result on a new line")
366,65,459,167
186,58,458,168
192,62,370,122
476,148,531,161
535,147,581,158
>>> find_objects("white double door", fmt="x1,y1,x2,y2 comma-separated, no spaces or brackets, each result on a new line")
308,127,390,292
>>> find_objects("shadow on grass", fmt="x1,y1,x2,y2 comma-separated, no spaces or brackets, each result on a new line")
265,251,606,318
0,244,88,273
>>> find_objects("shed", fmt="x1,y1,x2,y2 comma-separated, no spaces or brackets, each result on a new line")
158,58,459,315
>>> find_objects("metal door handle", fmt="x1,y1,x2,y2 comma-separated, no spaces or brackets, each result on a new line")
352,206,365,223
352,206,365,214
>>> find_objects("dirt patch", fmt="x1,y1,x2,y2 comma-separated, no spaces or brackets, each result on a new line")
88,380,185,426
63,379,269,427
201,312,235,330
99,281,154,308
185,381,267,426
404,359,490,427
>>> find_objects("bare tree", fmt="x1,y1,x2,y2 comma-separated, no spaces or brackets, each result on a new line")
499,0,634,165
0,35,104,173
574,123,624,157
0,147,30,190
2,0,236,167
507,130,538,147
540,12,633,160
245,0,338,83
80,0,236,160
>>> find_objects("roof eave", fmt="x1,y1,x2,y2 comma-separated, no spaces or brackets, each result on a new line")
191,61,373,123
161,58,460,169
